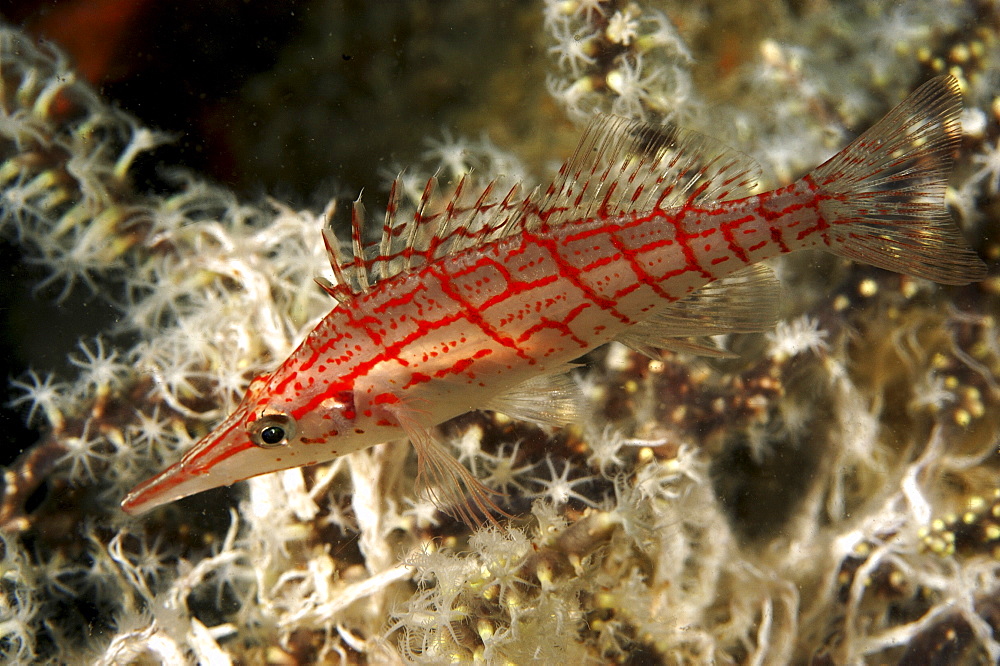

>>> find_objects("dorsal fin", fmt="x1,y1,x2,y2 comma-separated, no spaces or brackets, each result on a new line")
320,115,762,298
534,115,762,229
323,173,538,297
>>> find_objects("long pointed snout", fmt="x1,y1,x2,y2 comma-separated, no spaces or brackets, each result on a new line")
121,416,255,515
121,458,213,515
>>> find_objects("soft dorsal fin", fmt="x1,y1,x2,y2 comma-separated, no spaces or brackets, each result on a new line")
535,115,762,229
616,264,781,357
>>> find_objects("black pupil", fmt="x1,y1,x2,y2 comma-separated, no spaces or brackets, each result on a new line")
260,425,285,445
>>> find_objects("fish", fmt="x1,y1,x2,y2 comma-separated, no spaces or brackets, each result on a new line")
122,75,986,522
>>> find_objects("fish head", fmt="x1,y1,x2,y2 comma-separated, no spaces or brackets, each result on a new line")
121,369,361,515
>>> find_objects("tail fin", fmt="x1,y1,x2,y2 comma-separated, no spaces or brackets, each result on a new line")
810,75,986,285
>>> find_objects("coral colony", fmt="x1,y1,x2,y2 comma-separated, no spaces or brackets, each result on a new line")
1,1,1000,663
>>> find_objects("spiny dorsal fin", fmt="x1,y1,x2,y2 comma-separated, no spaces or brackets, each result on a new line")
535,115,762,230
323,173,539,298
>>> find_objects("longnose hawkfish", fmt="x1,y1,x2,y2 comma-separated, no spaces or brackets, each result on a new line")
123,76,986,522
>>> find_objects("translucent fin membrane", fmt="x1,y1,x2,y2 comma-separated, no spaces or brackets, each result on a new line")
536,115,762,229
617,264,781,357
811,75,986,285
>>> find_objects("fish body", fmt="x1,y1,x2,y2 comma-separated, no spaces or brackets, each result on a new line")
123,76,986,519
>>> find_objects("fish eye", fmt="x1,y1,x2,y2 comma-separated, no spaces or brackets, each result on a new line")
250,412,297,448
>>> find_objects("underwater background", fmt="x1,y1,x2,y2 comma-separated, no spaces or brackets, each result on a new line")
0,0,998,663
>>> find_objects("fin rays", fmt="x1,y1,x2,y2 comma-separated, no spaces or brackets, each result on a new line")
321,114,765,300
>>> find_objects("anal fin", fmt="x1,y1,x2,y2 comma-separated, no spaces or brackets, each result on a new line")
617,264,781,357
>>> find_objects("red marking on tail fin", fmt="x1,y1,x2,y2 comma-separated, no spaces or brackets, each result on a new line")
810,75,986,285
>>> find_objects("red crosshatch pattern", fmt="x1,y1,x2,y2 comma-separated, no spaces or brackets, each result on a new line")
123,76,986,521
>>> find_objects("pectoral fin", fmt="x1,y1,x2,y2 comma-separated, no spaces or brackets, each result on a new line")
483,368,581,427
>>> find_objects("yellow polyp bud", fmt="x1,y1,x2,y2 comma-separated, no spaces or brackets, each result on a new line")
0,159,23,186
944,376,959,390
536,559,554,588
984,524,1000,541
565,76,596,99
38,186,73,212
606,70,626,96
638,447,654,463
833,294,850,311
888,569,906,589
954,409,971,427
595,591,616,609
106,233,140,262
265,646,297,665
50,202,94,239
504,587,521,611
554,0,579,17
858,279,878,297
624,379,638,394
482,585,498,602
477,619,494,642
33,72,77,118
964,512,978,525
968,496,987,512
760,39,784,68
